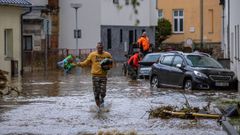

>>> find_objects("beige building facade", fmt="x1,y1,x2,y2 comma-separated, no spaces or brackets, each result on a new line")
0,1,31,77
157,0,222,55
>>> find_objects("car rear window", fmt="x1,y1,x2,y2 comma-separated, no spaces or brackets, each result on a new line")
142,54,161,62
186,55,223,68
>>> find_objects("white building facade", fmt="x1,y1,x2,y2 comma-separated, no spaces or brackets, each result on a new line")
223,0,240,91
59,0,158,61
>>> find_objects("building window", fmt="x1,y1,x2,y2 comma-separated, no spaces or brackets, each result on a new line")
161,56,174,66
208,9,214,33
235,25,240,60
4,29,13,58
120,29,123,43
235,26,237,60
129,30,134,45
237,25,240,60
172,56,183,66
107,29,112,49
23,35,33,51
158,9,163,19
134,29,137,42
125,0,129,5
113,0,119,4
173,10,184,33
231,32,234,61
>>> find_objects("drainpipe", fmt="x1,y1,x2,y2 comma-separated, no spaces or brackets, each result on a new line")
200,0,204,50
227,0,230,58
20,6,32,76
220,1,225,57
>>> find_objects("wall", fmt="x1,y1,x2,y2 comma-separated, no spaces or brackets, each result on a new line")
203,0,222,43
101,0,157,26
24,0,48,51
101,25,155,61
28,0,48,6
223,0,229,58
59,0,101,50
157,0,221,45
229,0,240,91
100,0,157,61
0,6,22,76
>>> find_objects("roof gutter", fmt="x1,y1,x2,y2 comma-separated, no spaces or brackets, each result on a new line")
20,6,32,75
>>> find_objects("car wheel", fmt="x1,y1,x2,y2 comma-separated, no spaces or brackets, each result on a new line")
151,75,159,88
184,79,192,90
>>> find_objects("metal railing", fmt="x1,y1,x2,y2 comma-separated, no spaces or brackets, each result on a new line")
23,48,95,72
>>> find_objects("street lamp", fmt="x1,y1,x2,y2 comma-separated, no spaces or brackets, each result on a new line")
71,3,82,57
41,7,52,71
200,0,204,50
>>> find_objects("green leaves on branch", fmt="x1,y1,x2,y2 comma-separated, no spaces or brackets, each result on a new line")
155,18,172,46
131,0,140,13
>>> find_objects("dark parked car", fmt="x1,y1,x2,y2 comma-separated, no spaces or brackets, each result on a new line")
138,52,163,79
150,51,238,90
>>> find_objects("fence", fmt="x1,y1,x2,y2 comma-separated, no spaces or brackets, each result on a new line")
23,48,95,72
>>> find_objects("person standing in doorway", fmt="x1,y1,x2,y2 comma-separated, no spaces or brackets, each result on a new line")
74,42,113,108
137,31,150,56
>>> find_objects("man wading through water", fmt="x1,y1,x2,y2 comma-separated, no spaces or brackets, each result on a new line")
74,42,113,108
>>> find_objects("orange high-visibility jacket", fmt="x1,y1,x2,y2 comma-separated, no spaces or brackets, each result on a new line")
137,36,150,51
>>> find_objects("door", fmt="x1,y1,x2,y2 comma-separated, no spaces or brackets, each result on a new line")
23,35,33,66
128,30,134,54
170,56,185,86
158,55,174,85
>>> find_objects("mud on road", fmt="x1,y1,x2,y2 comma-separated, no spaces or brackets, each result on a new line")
0,66,237,134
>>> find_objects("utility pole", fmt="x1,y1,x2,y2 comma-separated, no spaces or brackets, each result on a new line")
41,6,52,71
46,19,49,71
71,3,82,57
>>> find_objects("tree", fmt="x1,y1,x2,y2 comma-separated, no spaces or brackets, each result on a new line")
155,18,172,49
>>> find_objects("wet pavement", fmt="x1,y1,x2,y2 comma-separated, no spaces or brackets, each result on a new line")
0,65,238,135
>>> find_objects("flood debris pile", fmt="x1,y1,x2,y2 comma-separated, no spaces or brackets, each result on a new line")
217,98,240,117
0,70,20,97
149,104,221,119
217,98,240,133
97,129,137,135
0,70,7,90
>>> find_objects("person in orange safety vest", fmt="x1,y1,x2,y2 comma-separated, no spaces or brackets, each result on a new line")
137,32,150,56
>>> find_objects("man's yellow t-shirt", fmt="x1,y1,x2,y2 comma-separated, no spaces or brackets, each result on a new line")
78,51,112,77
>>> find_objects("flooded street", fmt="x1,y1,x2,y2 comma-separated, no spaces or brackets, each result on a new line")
0,65,237,135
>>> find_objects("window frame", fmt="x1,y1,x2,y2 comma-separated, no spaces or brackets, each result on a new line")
160,55,175,66
208,9,214,34
23,35,33,51
4,29,13,58
172,55,184,67
120,29,123,43
125,0,129,5
4,29,7,55
158,9,163,19
107,29,112,50
113,0,119,4
173,9,184,33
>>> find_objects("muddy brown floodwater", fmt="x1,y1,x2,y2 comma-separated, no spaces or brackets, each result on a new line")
0,65,237,135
